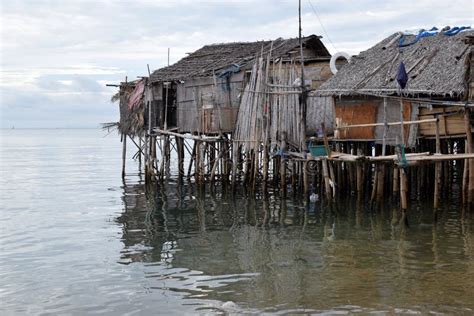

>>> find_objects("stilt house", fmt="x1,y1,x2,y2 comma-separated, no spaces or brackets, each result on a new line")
316,28,473,147
146,35,332,135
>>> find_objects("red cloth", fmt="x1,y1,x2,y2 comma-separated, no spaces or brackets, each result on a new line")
128,80,145,109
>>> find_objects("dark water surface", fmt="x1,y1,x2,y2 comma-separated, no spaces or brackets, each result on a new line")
1,129,473,315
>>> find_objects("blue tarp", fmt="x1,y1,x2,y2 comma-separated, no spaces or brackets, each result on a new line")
398,26,471,47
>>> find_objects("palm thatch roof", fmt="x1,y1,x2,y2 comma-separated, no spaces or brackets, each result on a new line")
317,29,473,98
150,35,330,82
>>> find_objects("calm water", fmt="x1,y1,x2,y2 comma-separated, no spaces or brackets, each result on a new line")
1,129,473,315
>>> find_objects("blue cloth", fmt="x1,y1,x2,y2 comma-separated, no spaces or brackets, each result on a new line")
396,62,408,89
399,27,438,47
219,64,240,92
444,26,471,36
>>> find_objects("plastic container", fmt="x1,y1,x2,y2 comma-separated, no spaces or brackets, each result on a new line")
309,144,327,157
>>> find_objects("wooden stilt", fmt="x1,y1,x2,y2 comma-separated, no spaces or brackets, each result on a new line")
176,136,184,182
434,117,441,210
280,132,287,197
303,159,309,202
400,168,408,222
121,133,127,179
462,139,469,204
187,141,196,179
322,159,332,203
464,108,473,207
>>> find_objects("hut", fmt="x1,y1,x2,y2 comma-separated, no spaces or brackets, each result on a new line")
317,28,473,144
147,35,332,135
316,27,474,208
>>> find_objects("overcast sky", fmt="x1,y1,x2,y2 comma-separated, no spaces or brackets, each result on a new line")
0,0,472,128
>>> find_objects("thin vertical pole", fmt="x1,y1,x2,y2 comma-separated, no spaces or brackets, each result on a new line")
434,116,441,210
121,133,127,179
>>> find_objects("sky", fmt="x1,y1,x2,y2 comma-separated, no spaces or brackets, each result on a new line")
0,0,472,128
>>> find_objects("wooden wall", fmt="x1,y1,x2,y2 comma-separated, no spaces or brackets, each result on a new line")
176,73,244,133
418,106,470,137
333,97,418,146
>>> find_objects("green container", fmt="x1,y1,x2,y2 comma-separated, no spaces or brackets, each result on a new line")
309,144,327,157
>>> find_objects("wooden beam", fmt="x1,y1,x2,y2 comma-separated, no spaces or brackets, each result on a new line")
336,118,437,130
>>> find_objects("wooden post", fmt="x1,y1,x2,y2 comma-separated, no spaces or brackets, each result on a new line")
434,116,441,210
462,139,469,205
393,166,399,197
464,108,473,206
165,135,171,179
280,132,287,197
187,141,196,179
322,159,332,203
232,142,239,189
176,136,184,182
138,136,142,170
303,159,309,202
223,138,230,183
400,168,408,221
399,97,408,220
356,148,363,200
121,133,127,179
262,143,269,193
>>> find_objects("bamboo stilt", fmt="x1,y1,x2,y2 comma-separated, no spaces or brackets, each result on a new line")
322,159,332,202
121,133,127,179
464,108,473,207
434,117,441,210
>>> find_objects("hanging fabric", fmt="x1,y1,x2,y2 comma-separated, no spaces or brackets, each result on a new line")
396,62,408,89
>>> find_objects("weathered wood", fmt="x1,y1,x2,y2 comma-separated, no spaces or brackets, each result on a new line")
336,118,437,130
187,141,196,179
464,108,474,206
280,132,287,197
154,128,221,142
434,117,441,210
121,133,127,179
321,159,332,202
393,166,399,197
400,168,408,211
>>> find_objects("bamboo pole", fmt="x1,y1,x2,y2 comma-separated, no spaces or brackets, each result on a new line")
280,132,287,197
121,133,127,179
462,139,469,204
153,128,221,142
322,159,332,202
336,118,437,130
187,141,196,179
464,108,473,206
434,117,441,210
399,97,408,216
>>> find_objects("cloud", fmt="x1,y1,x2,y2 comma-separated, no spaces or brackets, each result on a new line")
1,0,472,127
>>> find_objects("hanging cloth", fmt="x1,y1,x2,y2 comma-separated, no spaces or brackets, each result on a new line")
396,62,408,89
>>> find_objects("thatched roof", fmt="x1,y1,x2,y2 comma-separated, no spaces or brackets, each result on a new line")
150,35,330,82
317,29,473,98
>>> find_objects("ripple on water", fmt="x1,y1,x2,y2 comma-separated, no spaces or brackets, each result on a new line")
1,129,474,314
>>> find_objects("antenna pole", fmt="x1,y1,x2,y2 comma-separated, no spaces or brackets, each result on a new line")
299,0,307,151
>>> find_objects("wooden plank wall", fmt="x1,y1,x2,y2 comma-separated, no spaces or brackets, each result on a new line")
374,99,415,146
334,99,379,139
418,106,470,137
176,74,243,133
306,96,334,134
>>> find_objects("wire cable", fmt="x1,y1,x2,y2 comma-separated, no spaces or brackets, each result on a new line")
307,0,338,52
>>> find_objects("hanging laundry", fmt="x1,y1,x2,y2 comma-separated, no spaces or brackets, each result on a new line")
396,62,408,89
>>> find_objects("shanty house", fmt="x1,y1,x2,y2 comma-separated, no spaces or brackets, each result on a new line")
147,35,332,135
317,28,473,147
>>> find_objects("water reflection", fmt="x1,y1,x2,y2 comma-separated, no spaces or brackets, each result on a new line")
116,178,474,314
